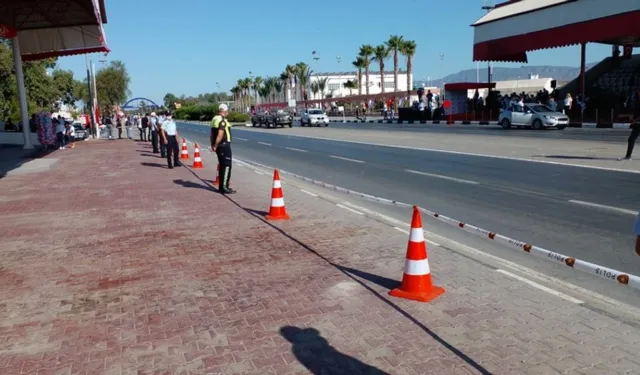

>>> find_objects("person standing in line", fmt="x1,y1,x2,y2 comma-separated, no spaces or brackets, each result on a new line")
619,94,640,161
117,113,126,139
65,121,76,149
150,112,159,153
157,113,166,158
141,113,149,141
104,114,115,140
161,111,181,169
211,104,235,194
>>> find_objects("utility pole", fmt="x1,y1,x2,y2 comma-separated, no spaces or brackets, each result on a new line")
85,55,95,138
482,0,495,89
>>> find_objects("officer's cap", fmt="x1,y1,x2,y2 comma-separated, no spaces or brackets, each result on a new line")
218,104,228,112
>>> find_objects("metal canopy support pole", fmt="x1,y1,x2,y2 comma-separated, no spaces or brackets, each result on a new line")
579,43,586,101
12,37,33,149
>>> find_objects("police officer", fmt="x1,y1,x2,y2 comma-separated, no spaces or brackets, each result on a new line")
161,111,181,169
157,112,166,158
211,104,235,194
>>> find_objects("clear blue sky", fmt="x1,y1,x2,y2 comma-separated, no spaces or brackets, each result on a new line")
58,0,611,105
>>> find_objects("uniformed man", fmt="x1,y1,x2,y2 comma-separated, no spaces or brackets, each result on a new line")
211,104,235,194
157,112,166,158
161,111,181,169
150,112,159,153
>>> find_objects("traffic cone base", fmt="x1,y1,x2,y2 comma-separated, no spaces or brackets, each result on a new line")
180,139,189,160
213,164,230,186
266,170,289,220
388,206,444,303
192,143,204,168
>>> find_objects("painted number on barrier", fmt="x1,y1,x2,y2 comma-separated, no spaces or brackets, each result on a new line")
508,239,526,247
595,268,617,281
547,252,566,263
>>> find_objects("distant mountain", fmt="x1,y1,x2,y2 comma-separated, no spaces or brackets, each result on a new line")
418,64,597,87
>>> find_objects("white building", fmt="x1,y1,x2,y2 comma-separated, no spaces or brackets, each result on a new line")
470,75,555,98
307,71,413,100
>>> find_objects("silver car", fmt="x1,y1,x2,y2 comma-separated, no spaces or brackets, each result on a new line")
72,122,89,140
498,104,569,130
300,108,330,127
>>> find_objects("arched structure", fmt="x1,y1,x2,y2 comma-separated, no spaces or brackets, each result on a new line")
121,97,161,111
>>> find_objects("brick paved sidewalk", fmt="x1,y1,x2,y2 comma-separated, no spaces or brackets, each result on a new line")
1,139,639,375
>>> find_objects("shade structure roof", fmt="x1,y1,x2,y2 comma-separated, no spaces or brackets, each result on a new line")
0,0,109,61
472,0,640,63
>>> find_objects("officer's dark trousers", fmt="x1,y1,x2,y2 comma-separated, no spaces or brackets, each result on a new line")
159,133,166,157
216,144,232,191
151,130,159,153
166,135,180,167
625,125,640,159
140,127,147,141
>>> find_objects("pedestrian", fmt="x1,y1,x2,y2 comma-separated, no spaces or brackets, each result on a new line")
635,212,640,256
125,115,133,139
157,113,166,158
65,121,76,149
104,114,115,140
619,94,640,161
117,112,126,139
150,112,159,153
211,103,235,194
161,111,181,169
55,117,66,149
141,113,149,141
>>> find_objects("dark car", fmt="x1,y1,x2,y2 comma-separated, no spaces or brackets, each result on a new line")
251,112,267,127
265,109,293,128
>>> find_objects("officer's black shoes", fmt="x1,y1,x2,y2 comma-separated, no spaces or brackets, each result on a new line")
168,165,174,169
220,188,235,194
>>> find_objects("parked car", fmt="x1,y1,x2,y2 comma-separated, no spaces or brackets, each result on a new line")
251,112,267,127
72,121,89,140
498,104,568,130
265,109,293,128
300,109,329,127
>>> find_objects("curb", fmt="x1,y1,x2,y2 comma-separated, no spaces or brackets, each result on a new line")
328,119,631,129
231,157,640,292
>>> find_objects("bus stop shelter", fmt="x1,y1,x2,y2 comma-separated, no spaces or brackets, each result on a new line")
0,0,109,148
472,0,640,100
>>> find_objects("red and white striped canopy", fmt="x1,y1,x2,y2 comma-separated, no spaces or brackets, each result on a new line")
472,0,640,63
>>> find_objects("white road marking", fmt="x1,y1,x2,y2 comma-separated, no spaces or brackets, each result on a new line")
254,170,265,175
243,132,640,175
300,189,318,197
236,137,248,141
336,203,364,215
258,142,271,146
285,147,308,153
330,155,365,163
496,269,584,304
568,200,638,216
405,169,479,185
393,227,409,234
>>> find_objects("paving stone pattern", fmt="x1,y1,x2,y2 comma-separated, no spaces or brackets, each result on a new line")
0,139,639,375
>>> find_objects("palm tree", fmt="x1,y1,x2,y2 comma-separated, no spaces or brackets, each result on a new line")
274,81,283,102
240,78,251,110
345,80,357,96
279,72,289,102
372,45,390,94
358,44,374,96
400,40,417,105
386,35,404,93
352,57,366,96
285,64,297,101
264,77,278,103
317,77,329,100
295,62,312,101
230,86,240,110
310,82,320,100
258,86,270,105
252,76,263,105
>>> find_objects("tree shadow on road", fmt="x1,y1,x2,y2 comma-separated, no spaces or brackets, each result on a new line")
280,326,390,375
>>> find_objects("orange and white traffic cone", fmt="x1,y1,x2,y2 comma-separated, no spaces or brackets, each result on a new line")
192,143,204,168
213,164,230,186
266,169,289,220
388,206,445,303
180,138,189,160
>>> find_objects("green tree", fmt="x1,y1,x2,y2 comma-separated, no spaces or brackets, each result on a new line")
95,60,130,110
52,69,78,108
386,35,404,93
358,45,375,96
163,93,178,109
372,45,390,94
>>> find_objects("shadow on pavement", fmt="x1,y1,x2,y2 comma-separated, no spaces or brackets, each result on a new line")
280,326,390,375
336,265,400,290
140,153,159,157
532,154,620,161
180,164,491,374
173,179,215,191
141,162,167,168
0,145,55,179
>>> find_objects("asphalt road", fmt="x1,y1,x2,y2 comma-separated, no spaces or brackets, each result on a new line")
176,121,640,281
